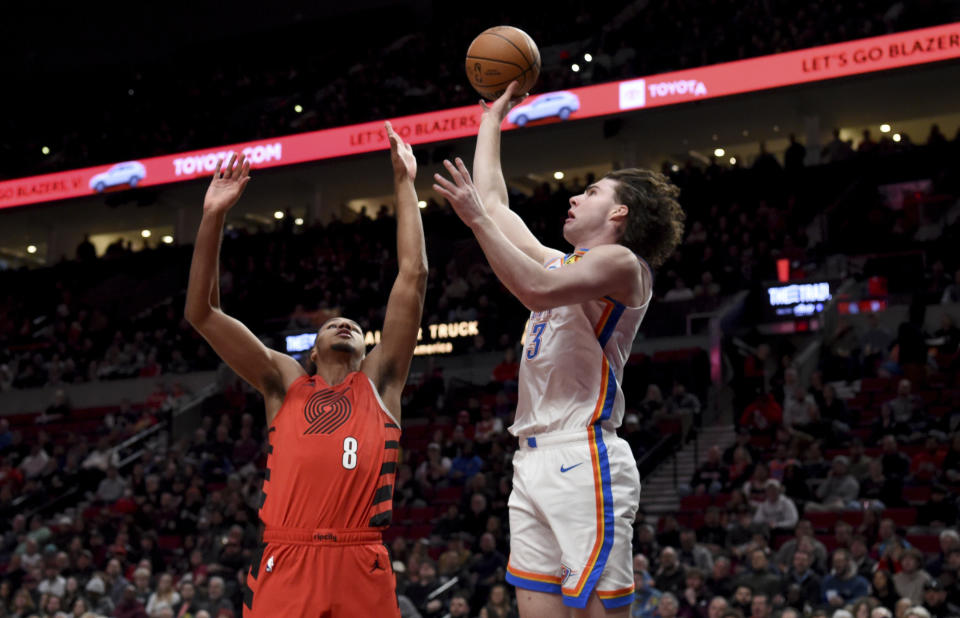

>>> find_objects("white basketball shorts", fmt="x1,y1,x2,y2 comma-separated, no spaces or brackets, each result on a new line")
505,426,641,609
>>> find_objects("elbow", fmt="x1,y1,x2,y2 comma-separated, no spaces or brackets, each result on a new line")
522,281,554,313
398,263,428,292
184,303,210,327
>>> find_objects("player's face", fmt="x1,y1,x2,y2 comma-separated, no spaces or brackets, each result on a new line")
313,318,364,359
563,178,625,244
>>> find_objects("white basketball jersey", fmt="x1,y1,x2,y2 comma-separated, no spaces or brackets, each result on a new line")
510,248,650,438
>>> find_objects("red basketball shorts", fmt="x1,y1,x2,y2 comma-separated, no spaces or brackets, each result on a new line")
243,527,399,617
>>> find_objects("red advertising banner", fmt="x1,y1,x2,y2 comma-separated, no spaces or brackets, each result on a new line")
2,21,958,210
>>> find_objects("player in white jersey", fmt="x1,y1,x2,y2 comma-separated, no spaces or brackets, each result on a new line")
433,81,686,618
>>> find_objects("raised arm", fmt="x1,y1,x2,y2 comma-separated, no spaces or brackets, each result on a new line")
473,81,561,264
184,154,304,413
362,123,427,419
434,159,644,311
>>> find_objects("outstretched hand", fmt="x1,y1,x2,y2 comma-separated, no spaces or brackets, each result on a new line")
386,121,416,181
480,80,527,122
204,153,251,214
433,158,487,229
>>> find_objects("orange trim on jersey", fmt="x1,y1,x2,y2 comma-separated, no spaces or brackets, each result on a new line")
597,586,635,599
588,355,611,425
562,424,606,598
507,562,563,584
593,299,615,337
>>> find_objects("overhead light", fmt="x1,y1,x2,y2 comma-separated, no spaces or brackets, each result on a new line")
26,245,37,254
128,89,135,96
893,133,902,142
553,171,565,180
571,64,580,72
880,123,891,133
670,164,680,172
294,217,305,225
141,229,151,238
161,235,174,244
417,201,427,209
274,211,284,220
741,130,749,137
714,148,725,157
729,157,737,165
712,134,719,141
41,146,50,155
294,104,303,113
583,53,593,62
773,125,780,132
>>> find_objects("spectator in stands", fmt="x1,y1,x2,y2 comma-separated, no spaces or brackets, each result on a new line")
750,593,772,618
19,443,50,480
736,549,782,598
859,457,902,509
445,590,471,618
881,436,912,480
784,134,807,172
480,582,514,618
928,530,960,578
146,573,180,615
872,405,909,446
114,583,148,618
922,579,959,618
885,379,921,426
698,507,727,554
652,592,678,618
406,559,447,617
728,448,757,493
807,456,860,511
684,446,728,495
657,547,688,596
449,441,484,485
678,529,714,573
467,532,505,600
822,549,871,608
416,442,451,489
822,129,854,162
665,278,695,303
668,381,701,426
679,567,710,618
753,479,798,531
870,569,900,612
896,549,934,605
702,556,733,600
95,465,126,503
740,391,783,437
783,548,822,611
199,576,233,616
743,463,771,506
730,585,753,616
174,580,200,617
632,555,663,618
782,387,819,436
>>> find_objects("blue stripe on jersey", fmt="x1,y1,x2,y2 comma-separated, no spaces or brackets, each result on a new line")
597,299,626,348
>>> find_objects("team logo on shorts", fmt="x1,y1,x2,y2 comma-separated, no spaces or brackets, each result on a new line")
303,387,352,435
560,564,575,586
265,556,275,573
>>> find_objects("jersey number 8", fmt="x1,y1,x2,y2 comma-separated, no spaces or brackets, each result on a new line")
342,436,358,470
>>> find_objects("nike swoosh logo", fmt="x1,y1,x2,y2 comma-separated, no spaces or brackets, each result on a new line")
560,463,583,473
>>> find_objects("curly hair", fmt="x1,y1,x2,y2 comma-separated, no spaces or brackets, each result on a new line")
604,168,685,268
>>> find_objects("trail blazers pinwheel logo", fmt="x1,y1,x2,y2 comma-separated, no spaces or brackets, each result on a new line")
303,387,352,435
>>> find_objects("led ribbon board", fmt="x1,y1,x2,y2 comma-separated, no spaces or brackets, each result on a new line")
2,22,958,209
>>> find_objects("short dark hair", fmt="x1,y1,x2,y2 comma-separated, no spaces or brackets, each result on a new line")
604,168,685,268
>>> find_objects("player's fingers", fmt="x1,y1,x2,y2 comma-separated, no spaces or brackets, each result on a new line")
454,158,472,183
240,159,251,178
213,158,223,178
432,184,453,202
225,153,238,177
504,81,520,99
433,172,457,193
442,159,464,185
234,154,246,179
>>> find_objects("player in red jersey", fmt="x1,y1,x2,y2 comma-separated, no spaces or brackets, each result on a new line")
185,122,426,617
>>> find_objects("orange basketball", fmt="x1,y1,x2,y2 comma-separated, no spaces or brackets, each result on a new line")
465,26,541,100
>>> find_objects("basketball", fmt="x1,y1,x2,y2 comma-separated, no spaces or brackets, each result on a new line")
465,26,541,100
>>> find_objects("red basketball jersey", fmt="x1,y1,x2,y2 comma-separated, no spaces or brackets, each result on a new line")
259,372,401,529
